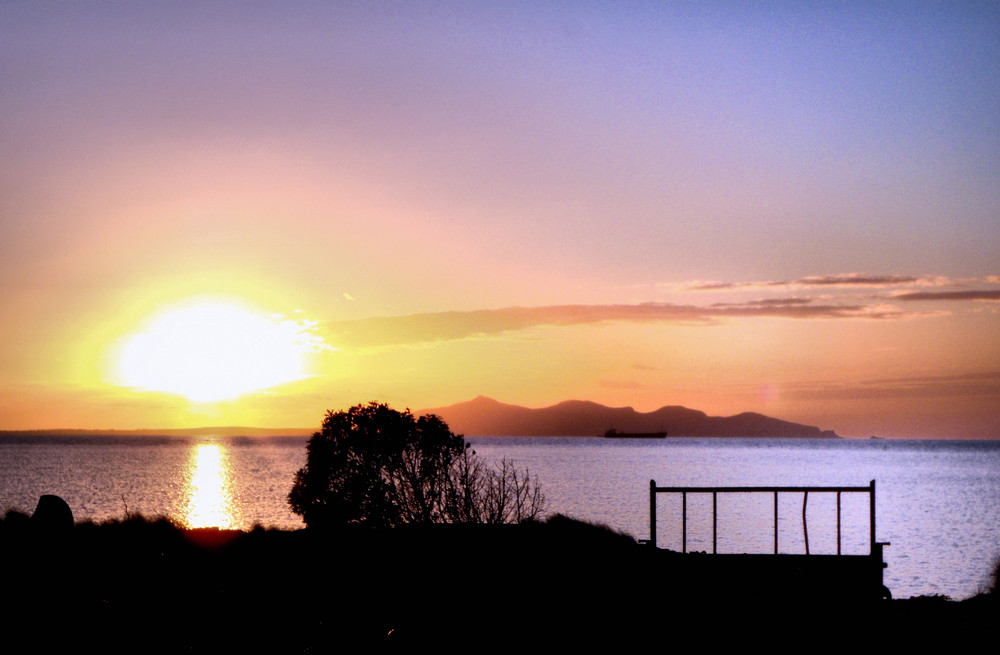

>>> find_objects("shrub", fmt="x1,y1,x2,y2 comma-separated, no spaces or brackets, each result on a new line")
288,402,544,528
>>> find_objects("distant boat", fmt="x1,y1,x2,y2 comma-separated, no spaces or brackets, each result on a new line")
604,428,667,439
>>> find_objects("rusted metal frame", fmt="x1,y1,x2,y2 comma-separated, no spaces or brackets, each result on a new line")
652,485,872,493
682,491,687,553
869,480,876,556
649,481,877,554
837,490,842,556
712,491,717,554
802,491,809,555
773,490,778,554
649,479,657,548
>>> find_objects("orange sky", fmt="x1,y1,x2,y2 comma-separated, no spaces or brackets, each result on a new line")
2,3,998,438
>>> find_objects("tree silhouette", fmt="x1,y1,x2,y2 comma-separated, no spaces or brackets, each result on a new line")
288,402,544,528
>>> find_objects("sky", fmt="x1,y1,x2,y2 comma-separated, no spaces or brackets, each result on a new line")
1,1,998,438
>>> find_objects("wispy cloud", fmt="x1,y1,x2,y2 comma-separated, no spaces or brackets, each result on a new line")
324,300,914,349
322,270,996,349
681,273,978,292
892,290,1000,302
670,273,1000,321
710,297,813,308
795,274,939,287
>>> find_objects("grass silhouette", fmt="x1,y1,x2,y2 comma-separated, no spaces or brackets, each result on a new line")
1,508,995,651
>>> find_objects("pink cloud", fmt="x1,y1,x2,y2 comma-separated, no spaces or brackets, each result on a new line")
682,273,971,292
324,300,913,348
893,290,1000,302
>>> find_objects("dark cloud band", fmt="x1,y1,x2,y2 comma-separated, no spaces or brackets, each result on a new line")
325,300,905,349
894,290,1000,302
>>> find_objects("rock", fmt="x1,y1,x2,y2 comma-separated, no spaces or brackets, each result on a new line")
31,494,74,532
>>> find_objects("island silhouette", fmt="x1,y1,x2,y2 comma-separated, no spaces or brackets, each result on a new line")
0,397,840,438
419,396,841,438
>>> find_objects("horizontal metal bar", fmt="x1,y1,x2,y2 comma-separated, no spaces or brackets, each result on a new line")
653,485,871,494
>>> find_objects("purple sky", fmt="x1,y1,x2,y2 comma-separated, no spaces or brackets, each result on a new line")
2,2,998,437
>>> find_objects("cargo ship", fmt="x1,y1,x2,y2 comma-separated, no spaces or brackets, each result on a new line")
603,428,667,438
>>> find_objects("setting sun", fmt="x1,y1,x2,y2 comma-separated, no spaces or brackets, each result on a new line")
0,2,997,440
115,299,324,402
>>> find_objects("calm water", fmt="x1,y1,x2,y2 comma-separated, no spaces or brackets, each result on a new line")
1,435,998,600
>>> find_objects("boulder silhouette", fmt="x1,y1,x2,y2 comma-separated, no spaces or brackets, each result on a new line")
31,494,74,532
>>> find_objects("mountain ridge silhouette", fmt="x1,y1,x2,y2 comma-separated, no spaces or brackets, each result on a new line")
419,396,840,438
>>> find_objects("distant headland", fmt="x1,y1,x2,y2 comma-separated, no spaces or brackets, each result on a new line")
0,397,839,438
419,396,841,438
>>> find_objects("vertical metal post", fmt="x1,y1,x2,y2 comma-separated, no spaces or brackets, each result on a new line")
869,480,876,556
773,490,778,554
649,479,656,548
712,491,718,554
682,491,687,554
836,491,842,555
802,491,809,555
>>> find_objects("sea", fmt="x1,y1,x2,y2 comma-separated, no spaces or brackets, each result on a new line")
1,434,998,601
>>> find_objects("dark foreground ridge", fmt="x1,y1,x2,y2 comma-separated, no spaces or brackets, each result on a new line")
2,507,995,652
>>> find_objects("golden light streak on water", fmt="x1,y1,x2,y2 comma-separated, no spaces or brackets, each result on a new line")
184,443,235,529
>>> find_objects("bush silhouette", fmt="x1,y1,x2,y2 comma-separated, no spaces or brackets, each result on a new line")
288,401,544,528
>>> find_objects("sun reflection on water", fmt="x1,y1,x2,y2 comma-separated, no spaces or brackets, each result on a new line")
185,443,235,529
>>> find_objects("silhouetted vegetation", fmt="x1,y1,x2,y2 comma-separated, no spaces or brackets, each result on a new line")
463,455,547,524
2,504,998,651
288,401,544,528
990,554,1000,595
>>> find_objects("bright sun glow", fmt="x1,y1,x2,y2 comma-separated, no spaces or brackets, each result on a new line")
116,299,325,402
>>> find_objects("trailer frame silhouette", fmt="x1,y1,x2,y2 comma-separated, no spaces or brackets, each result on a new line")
645,479,891,601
